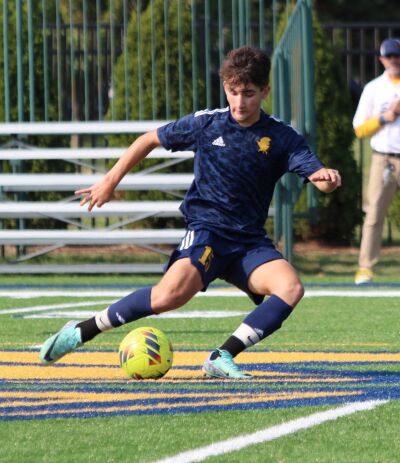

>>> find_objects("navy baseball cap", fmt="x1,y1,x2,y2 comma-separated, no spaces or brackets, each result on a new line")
380,38,400,57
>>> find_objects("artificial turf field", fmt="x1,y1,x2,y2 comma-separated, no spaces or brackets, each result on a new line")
1,277,400,462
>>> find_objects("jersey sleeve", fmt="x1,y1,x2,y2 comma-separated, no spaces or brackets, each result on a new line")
157,113,201,152
285,129,324,181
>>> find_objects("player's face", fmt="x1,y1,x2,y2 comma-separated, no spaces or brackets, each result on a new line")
379,54,400,77
223,81,270,127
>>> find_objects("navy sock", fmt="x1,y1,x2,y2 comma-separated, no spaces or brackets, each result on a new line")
216,295,293,358
218,336,246,358
77,317,100,343
107,287,153,327
243,294,293,340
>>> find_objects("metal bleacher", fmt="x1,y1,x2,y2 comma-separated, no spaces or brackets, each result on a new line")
0,173,193,192
0,121,193,273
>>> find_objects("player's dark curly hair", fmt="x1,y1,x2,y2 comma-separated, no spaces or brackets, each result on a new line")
219,45,270,88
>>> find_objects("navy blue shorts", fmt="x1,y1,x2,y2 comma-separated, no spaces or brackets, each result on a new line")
165,229,284,304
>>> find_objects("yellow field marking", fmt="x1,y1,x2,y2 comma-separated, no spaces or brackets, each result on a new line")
1,364,125,380
2,350,397,382
241,351,400,363
275,342,398,348
1,390,360,418
0,363,363,382
0,389,255,403
1,349,377,419
3,350,400,366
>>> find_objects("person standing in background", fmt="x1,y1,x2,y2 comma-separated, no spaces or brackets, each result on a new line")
353,38,400,285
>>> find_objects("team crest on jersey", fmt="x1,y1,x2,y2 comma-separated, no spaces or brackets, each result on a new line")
198,246,214,272
256,137,271,154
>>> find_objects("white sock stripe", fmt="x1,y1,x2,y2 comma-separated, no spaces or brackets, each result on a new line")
151,400,388,463
95,308,113,331
232,323,261,347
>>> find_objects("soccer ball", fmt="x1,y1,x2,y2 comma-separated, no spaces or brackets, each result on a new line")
118,326,173,380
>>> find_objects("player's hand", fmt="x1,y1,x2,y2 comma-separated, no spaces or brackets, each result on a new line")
308,168,341,193
390,98,400,114
75,178,115,211
389,99,400,116
383,99,400,123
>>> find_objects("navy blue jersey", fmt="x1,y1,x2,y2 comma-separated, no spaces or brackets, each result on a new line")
157,108,323,242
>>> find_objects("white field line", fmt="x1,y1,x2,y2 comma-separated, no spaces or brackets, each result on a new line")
1,289,399,316
0,299,246,318
1,288,400,299
22,309,247,319
0,290,130,299
304,290,400,297
0,290,249,299
152,400,388,463
0,300,115,315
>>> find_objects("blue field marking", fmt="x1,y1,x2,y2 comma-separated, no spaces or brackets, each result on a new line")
1,357,400,421
0,361,121,368
304,283,400,288
1,282,400,290
2,393,398,422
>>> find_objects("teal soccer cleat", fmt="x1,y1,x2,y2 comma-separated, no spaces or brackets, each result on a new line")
202,348,252,379
39,321,83,365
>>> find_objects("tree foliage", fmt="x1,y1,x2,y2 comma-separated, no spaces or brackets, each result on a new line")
105,0,205,226
0,2,58,124
107,0,205,147
276,6,361,244
311,16,362,243
0,2,72,231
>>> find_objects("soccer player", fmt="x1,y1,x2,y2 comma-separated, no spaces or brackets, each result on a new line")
39,46,341,379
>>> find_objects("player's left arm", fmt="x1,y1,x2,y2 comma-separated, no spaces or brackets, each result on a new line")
76,129,161,211
308,167,341,193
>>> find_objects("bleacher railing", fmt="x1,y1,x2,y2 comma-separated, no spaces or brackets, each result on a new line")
1,0,289,123
0,0,315,267
271,0,315,262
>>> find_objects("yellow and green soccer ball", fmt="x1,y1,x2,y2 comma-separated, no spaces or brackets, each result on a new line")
118,327,173,380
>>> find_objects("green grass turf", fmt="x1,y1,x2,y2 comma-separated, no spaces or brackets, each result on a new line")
1,396,399,462
209,401,400,463
1,283,400,462
0,406,330,463
2,296,400,352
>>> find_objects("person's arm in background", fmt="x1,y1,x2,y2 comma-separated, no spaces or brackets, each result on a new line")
354,96,400,138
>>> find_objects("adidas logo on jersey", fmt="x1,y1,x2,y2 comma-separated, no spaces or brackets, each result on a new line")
212,136,225,147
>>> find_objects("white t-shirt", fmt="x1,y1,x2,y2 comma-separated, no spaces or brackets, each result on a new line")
353,71,400,153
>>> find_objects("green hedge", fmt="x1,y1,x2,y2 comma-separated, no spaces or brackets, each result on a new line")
310,16,362,243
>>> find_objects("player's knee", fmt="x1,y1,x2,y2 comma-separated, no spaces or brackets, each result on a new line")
278,279,304,307
291,280,304,306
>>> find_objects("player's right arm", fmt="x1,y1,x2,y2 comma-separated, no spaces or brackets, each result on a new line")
75,129,161,211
